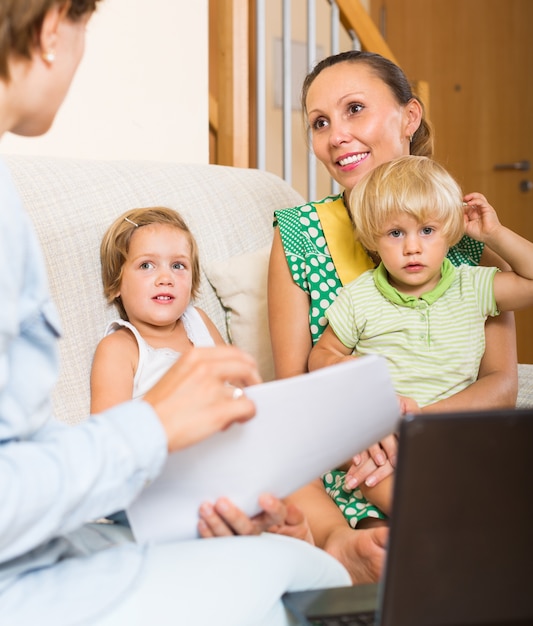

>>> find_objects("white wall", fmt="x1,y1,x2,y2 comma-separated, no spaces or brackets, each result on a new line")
1,0,208,164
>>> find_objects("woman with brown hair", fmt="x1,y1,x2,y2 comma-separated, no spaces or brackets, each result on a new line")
0,3,349,624
200,50,517,585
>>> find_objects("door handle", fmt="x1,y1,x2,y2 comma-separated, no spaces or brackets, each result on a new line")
494,160,530,171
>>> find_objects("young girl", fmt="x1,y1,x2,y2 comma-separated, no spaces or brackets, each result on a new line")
91,207,225,412
309,154,533,515
92,206,316,540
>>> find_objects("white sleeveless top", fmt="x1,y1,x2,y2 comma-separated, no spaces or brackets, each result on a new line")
105,304,215,399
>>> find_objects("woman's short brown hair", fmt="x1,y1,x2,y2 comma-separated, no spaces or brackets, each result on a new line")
0,0,102,79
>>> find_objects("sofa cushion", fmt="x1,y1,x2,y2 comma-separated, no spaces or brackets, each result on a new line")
205,245,274,382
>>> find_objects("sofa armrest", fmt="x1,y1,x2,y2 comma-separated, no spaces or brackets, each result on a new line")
517,364,533,408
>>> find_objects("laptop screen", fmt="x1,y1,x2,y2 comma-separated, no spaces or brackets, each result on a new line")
379,408,533,626
283,408,533,626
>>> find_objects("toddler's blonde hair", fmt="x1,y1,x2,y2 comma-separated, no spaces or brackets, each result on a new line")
349,155,465,252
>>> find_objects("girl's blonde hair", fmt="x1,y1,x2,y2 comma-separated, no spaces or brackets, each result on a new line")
349,155,465,252
100,207,201,320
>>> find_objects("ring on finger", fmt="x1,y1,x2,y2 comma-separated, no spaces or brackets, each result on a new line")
232,386,244,400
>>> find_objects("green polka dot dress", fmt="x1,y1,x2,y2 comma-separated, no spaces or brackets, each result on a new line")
274,195,345,345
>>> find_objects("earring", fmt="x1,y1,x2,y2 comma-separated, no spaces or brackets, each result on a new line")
409,134,413,143
42,50,56,64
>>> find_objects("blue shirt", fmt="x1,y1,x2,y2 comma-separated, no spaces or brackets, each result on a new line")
0,161,166,598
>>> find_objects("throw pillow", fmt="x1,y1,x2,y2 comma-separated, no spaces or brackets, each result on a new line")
204,246,275,382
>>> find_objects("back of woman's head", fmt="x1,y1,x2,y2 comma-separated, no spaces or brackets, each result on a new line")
349,155,465,251
0,0,102,79
301,50,433,158
100,207,201,320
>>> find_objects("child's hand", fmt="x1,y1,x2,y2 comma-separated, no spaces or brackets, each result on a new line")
398,395,420,415
463,192,501,243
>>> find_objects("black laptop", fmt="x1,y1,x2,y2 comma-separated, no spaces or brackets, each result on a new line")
283,408,533,626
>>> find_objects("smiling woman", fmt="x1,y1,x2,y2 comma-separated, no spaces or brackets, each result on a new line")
303,63,423,194
261,49,517,583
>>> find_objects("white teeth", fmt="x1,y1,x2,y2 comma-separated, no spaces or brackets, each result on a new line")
338,153,368,167
155,296,171,300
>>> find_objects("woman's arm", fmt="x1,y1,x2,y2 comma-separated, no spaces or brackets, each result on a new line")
268,227,313,379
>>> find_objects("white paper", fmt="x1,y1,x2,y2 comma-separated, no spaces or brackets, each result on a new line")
127,354,400,544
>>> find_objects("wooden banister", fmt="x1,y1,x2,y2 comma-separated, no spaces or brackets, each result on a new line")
210,0,250,168
336,0,398,63
336,0,429,115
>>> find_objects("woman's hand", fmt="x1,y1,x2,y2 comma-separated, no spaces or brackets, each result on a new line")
143,346,262,452
198,494,314,544
344,434,398,490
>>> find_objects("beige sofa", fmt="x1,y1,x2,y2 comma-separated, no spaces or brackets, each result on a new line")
5,154,533,425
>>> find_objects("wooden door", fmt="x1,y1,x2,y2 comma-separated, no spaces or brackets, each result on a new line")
371,0,533,363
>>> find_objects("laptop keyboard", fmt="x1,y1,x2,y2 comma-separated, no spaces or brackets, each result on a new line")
309,611,376,625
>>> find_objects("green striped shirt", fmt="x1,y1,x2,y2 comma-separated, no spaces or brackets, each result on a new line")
325,260,499,407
